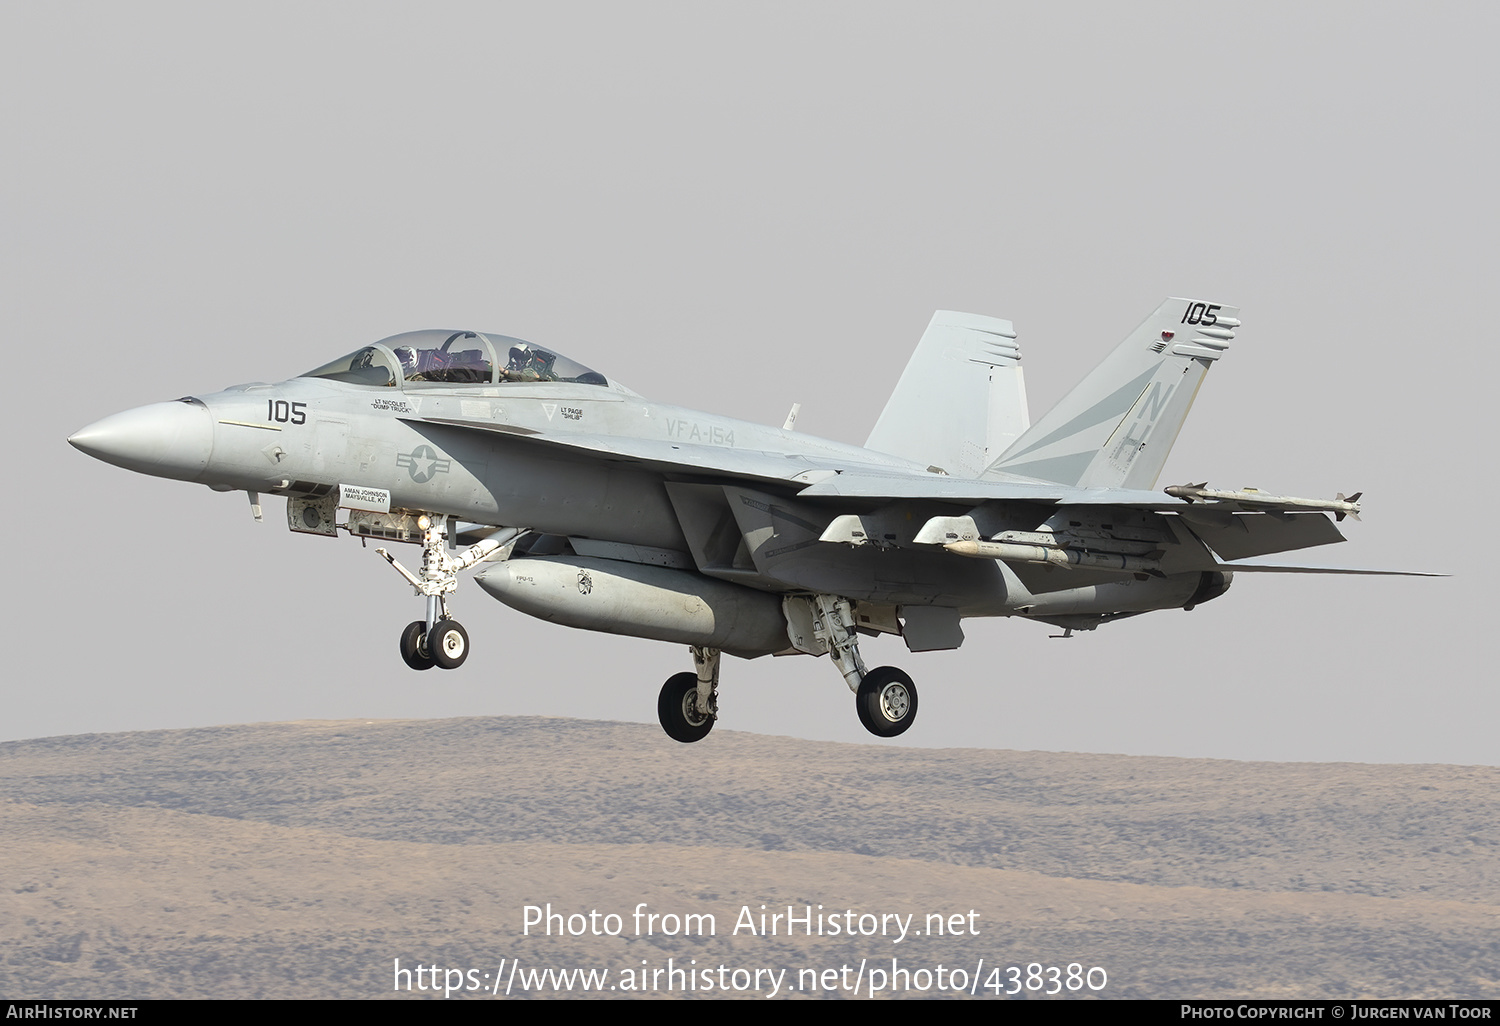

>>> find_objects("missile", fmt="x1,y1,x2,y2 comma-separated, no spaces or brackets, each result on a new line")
942,538,1162,575
1164,483,1362,521
475,555,790,657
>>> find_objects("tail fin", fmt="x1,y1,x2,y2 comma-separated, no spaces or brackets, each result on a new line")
985,298,1238,489
865,310,1030,477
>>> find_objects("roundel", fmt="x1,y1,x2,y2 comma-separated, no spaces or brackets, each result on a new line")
397,444,449,483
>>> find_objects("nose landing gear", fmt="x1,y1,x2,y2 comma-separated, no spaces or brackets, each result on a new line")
378,515,519,671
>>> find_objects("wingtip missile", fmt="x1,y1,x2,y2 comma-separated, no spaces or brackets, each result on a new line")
1165,483,1362,520
1163,482,1209,502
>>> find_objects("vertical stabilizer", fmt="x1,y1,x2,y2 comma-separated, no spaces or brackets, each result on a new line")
985,298,1238,489
865,310,1029,478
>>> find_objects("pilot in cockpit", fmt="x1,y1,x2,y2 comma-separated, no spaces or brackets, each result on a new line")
394,345,420,381
505,345,558,382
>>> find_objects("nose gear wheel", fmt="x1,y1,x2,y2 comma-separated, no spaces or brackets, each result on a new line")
399,620,436,671
429,619,469,669
378,518,523,672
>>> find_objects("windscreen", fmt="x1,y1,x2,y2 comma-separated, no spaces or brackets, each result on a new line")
301,346,400,387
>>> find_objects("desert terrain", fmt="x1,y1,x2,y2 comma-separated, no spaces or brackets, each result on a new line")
2,717,1495,999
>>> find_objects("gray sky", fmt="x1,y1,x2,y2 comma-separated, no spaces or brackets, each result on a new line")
5,2,1495,763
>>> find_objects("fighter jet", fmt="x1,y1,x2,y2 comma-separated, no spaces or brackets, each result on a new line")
68,299,1414,742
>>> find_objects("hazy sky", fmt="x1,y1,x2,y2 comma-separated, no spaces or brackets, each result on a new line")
5,2,1495,764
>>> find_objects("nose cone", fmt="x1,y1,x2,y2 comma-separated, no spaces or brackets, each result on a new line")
69,400,215,482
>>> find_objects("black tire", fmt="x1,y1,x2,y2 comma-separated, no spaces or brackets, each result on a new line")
400,620,435,671
429,619,470,670
658,671,714,743
856,666,918,738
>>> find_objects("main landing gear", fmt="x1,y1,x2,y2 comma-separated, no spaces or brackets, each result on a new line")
654,597,920,743
787,592,919,739
855,666,918,738
378,515,517,672
658,647,719,743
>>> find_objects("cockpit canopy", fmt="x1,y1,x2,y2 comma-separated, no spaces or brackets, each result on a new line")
301,330,609,388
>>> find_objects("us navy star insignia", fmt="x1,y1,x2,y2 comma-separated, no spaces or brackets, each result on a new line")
396,444,451,483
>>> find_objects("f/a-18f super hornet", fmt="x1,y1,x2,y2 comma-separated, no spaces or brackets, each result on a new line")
70,299,1409,742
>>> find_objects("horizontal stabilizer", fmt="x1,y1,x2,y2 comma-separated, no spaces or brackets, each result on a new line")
1216,562,1445,577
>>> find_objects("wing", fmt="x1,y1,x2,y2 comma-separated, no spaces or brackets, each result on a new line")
411,413,1403,575
414,414,1201,507
796,469,1182,507
407,416,869,485
799,467,1378,570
